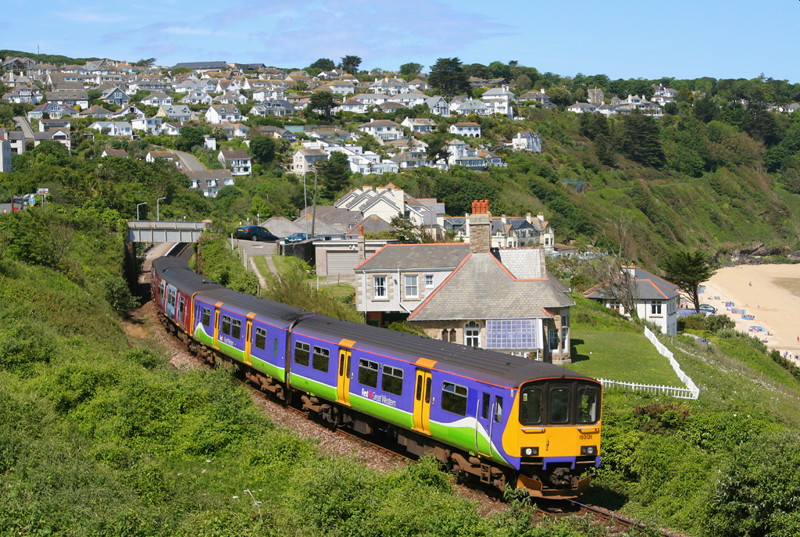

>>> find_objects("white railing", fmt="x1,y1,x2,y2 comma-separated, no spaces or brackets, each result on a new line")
599,328,700,400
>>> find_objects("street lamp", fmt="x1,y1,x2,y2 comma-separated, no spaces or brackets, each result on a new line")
156,197,166,221
136,202,147,220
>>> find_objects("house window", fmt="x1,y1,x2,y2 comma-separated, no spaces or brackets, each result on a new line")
425,274,434,288
404,275,418,298
373,276,387,299
465,321,480,348
651,301,662,315
548,328,559,351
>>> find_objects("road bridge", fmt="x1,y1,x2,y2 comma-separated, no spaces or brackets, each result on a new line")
127,220,210,243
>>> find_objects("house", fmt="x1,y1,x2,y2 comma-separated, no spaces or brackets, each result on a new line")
358,119,404,142
81,105,115,119
180,90,213,105
651,84,678,105
449,98,490,116
449,122,481,138
446,140,487,169
2,85,41,105
251,99,295,117
218,149,251,176
27,102,78,120
184,170,234,197
160,122,182,136
45,89,89,109
567,102,598,114
481,86,516,117
156,104,192,122
132,117,163,135
88,121,133,137
100,86,130,107
113,104,147,119
425,96,450,117
140,91,173,107
401,117,437,134
583,265,680,335
34,128,71,152
100,148,128,158
214,91,248,105
145,150,180,167
356,201,574,363
519,89,551,106
511,131,542,152
291,147,329,176
205,104,243,124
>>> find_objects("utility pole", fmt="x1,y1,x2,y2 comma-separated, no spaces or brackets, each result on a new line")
311,166,318,238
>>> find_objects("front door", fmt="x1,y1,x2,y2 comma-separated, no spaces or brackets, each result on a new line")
337,348,352,405
413,369,433,434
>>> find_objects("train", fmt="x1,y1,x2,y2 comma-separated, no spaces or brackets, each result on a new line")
151,256,602,498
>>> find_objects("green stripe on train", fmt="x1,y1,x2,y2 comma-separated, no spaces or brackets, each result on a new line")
193,324,286,381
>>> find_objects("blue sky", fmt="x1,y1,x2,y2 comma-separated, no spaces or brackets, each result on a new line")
3,0,797,83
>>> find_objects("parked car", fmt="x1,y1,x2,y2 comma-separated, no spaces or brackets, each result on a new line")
699,304,717,315
234,225,279,242
282,232,312,243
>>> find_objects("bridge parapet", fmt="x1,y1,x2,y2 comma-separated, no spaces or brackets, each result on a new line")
127,220,211,243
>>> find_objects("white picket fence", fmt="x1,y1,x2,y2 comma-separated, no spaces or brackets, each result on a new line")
597,327,700,400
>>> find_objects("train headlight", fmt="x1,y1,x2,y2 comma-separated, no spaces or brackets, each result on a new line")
581,445,597,456
521,447,539,457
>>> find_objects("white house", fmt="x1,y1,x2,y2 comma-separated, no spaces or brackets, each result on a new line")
218,149,251,176
511,131,542,152
449,122,481,138
358,119,404,142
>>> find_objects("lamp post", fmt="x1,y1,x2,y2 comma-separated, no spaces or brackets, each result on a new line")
156,197,166,221
136,202,147,220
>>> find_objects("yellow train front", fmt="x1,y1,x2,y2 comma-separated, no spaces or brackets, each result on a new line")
502,376,602,498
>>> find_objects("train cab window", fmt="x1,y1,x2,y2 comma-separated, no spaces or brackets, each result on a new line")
358,359,378,388
481,393,490,420
549,387,570,424
577,385,600,424
520,386,542,425
294,341,310,366
441,382,468,416
382,365,403,396
201,307,211,326
494,396,503,423
255,327,267,350
312,346,330,373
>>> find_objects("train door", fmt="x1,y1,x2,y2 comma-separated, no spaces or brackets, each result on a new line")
475,392,495,457
213,307,221,349
412,369,433,434
166,285,177,319
244,319,253,366
176,295,186,325
336,347,352,405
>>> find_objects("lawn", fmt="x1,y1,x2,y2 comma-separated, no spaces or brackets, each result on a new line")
566,326,683,386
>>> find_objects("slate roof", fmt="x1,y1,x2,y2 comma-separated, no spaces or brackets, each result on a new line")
408,251,574,321
355,243,470,272
583,266,679,301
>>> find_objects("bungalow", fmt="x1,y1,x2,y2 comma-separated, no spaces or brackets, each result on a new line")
449,122,481,138
88,121,133,137
401,117,437,134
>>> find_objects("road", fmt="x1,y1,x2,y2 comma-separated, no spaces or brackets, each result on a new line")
12,116,35,139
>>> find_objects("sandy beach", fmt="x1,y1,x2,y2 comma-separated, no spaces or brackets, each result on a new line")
700,264,800,360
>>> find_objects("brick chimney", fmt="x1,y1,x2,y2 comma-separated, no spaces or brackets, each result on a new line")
357,225,366,260
468,199,492,254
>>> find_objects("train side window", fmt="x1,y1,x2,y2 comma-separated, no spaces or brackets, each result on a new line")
441,382,468,416
577,386,600,424
231,318,241,339
494,396,503,423
382,365,403,395
167,289,176,308
221,314,231,335
255,327,267,350
273,338,279,356
481,393,490,420
294,341,310,366
520,386,542,425
201,307,210,326
158,281,166,297
358,359,378,388
312,346,330,372
549,387,570,424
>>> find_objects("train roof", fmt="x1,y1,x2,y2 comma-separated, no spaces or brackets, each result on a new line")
294,314,592,389
197,287,312,328
152,256,225,294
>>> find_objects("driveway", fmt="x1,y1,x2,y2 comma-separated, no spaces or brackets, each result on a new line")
169,150,206,172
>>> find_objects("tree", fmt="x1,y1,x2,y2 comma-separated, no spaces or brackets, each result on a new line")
340,55,362,75
515,74,532,93
133,58,156,67
389,215,434,243
249,136,276,166
663,250,716,312
176,126,205,152
306,91,337,122
399,62,423,78
309,58,335,71
316,152,351,199
618,112,666,168
428,58,470,98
